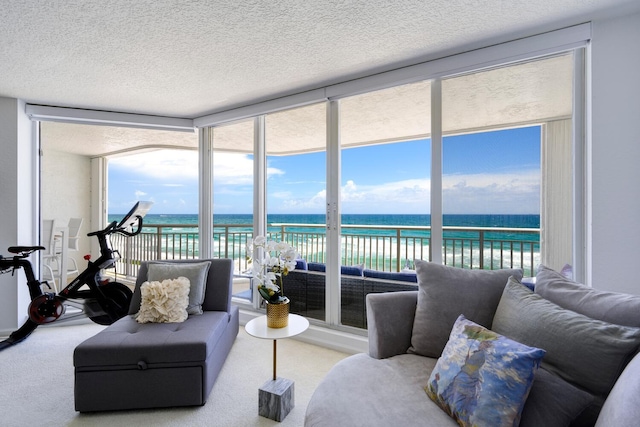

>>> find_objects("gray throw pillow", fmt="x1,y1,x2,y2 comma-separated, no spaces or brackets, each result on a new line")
519,368,593,427
408,260,522,357
535,265,640,328
493,277,640,398
147,261,211,315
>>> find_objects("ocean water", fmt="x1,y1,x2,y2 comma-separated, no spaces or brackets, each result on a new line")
108,213,540,245
109,213,540,229
108,213,540,273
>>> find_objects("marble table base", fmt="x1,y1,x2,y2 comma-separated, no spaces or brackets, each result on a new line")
259,377,294,422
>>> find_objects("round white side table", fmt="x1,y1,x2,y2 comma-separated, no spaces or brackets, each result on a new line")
245,314,309,422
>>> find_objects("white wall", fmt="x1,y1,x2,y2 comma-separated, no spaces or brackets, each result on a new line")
0,98,35,335
41,149,93,268
590,11,640,294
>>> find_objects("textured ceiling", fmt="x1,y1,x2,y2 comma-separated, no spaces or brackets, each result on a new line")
1,0,639,120
40,53,573,157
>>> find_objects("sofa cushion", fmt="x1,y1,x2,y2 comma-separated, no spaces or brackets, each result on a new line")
307,262,364,276
147,261,211,315
426,315,545,427
135,277,190,323
493,278,640,398
364,269,418,283
341,264,364,276
74,311,229,367
295,259,308,270
409,260,522,357
305,353,458,427
519,368,593,427
307,262,325,272
305,352,590,427
535,265,640,328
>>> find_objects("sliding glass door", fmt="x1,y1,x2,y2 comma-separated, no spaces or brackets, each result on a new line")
211,119,255,301
207,50,581,329
337,81,431,328
265,103,328,321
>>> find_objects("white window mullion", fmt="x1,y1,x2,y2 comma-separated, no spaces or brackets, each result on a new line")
253,116,267,309
573,48,588,284
198,127,213,259
326,100,341,326
430,79,443,264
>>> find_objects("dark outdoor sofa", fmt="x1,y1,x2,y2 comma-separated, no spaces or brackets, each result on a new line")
283,261,418,328
73,259,239,412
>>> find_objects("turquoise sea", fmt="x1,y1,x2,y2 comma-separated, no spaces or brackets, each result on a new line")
108,213,540,244
110,213,540,229
108,213,540,273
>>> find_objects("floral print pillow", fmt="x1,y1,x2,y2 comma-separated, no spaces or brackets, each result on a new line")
426,315,545,427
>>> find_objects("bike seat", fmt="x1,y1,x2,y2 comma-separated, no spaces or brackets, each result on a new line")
8,246,45,254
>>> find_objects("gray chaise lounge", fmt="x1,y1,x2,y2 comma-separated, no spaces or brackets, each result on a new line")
74,259,239,412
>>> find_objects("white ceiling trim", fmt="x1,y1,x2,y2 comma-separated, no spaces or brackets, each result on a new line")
26,105,195,133
195,23,590,130
327,22,590,99
194,88,327,128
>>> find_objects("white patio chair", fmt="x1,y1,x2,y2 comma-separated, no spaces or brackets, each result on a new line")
41,219,60,292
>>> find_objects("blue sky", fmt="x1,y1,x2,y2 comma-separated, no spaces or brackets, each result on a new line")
108,126,540,215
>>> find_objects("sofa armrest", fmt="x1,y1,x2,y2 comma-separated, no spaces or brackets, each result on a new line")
366,291,417,359
595,351,640,427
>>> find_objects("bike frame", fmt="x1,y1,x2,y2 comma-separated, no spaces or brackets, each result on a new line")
0,201,152,350
53,220,131,323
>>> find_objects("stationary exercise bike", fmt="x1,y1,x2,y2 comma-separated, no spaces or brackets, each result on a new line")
0,201,152,351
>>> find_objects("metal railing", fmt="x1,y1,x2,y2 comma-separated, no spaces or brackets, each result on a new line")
110,223,540,278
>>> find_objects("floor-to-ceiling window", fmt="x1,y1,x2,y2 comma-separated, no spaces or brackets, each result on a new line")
265,103,328,320
441,53,574,275
338,81,431,328
40,122,199,282
203,40,584,333
210,119,256,301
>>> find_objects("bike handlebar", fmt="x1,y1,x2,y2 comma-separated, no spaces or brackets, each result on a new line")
87,216,144,238
87,201,152,238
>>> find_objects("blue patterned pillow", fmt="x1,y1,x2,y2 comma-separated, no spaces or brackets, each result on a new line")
426,315,546,427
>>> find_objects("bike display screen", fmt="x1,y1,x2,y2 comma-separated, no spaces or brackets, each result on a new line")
117,201,153,231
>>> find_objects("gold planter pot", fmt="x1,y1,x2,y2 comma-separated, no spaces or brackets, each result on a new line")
266,298,290,328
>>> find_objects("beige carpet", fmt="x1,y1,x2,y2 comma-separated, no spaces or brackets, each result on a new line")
0,321,349,426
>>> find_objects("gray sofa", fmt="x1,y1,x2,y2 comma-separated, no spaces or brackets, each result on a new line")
74,259,239,412
305,262,640,427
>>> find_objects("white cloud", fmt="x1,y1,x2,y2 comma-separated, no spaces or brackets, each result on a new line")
442,170,540,213
110,150,284,186
134,190,147,197
340,178,430,213
213,153,284,185
270,170,539,214
111,150,199,180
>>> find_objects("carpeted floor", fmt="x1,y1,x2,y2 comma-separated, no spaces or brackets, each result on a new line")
0,321,349,426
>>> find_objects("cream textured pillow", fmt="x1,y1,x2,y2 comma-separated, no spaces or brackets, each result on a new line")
135,277,190,323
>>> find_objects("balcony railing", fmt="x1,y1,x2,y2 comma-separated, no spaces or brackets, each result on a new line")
110,223,540,278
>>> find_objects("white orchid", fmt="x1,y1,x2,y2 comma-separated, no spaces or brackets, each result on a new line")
247,236,299,303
